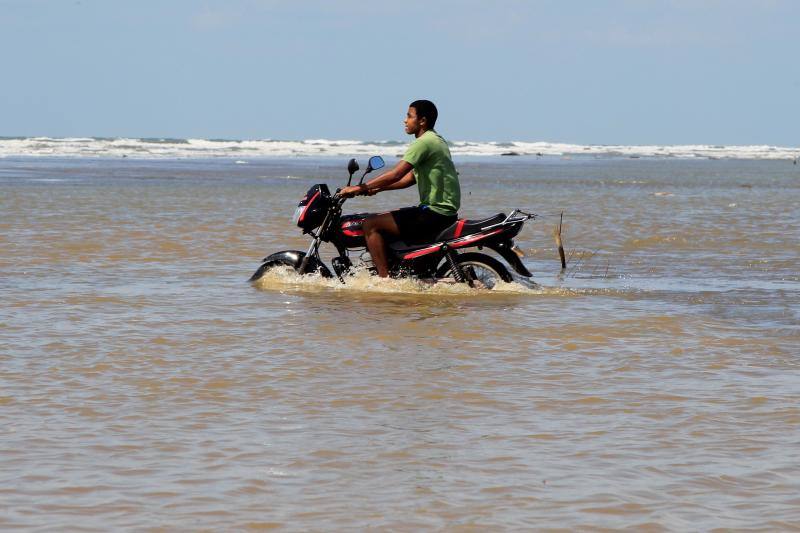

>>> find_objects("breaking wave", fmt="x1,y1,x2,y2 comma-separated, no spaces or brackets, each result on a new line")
0,136,797,160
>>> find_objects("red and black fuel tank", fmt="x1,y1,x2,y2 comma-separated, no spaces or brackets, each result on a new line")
336,213,369,248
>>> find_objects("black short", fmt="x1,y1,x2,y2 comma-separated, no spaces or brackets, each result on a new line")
391,205,457,244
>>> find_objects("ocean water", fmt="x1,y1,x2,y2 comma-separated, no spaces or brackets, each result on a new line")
1,155,799,530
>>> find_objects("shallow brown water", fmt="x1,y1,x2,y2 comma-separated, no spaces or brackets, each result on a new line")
1,157,799,530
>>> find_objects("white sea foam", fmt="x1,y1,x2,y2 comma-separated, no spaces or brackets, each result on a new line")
0,136,797,160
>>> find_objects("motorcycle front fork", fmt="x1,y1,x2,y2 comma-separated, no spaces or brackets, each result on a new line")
298,237,321,274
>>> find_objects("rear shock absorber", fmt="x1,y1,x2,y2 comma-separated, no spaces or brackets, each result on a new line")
444,248,473,287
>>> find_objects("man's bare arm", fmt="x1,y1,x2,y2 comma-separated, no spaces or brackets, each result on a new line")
340,160,414,197
368,170,415,193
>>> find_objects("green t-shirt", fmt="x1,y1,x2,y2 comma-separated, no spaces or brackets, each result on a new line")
402,130,460,216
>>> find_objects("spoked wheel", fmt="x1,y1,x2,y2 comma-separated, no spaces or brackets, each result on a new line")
435,252,513,289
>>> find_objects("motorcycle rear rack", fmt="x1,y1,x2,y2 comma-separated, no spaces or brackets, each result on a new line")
480,209,537,231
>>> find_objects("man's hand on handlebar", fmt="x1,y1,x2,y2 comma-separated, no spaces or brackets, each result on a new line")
339,184,371,198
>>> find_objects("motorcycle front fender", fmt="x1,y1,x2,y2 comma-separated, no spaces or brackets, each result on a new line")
487,241,532,277
250,250,333,281
262,250,305,267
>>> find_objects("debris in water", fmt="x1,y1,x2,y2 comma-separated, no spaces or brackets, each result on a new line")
553,212,566,269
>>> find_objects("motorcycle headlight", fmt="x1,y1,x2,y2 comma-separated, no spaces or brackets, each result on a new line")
292,205,305,224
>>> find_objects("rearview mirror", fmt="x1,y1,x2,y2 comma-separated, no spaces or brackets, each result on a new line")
346,158,359,186
366,155,385,172
358,155,386,185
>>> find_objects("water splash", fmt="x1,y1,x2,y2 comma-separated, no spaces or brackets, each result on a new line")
251,265,542,296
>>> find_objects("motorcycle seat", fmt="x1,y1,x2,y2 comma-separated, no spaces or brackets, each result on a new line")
434,213,506,241
386,213,507,252
387,239,428,253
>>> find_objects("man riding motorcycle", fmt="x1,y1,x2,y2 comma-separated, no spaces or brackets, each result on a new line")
339,99,460,277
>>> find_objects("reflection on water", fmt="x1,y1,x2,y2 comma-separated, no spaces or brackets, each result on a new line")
1,157,799,530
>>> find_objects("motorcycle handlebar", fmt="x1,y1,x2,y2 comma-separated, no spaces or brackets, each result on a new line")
333,190,350,205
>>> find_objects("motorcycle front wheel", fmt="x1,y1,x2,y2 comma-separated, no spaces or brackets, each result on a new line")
434,252,513,289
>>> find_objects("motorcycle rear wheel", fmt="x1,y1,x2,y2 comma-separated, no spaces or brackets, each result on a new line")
435,252,513,289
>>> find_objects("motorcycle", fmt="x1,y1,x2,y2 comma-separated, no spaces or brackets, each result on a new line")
249,156,537,289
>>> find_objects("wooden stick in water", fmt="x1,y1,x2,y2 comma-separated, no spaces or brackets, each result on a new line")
553,212,567,269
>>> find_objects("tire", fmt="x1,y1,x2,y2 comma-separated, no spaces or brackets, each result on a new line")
435,252,513,289
249,251,332,281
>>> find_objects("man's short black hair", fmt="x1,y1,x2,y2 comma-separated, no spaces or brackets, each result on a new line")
410,100,438,129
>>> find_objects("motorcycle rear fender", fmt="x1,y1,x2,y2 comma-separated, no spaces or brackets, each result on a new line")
486,241,532,277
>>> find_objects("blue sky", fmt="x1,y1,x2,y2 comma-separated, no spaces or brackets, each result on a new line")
1,0,797,145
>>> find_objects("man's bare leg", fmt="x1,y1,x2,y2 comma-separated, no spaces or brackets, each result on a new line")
362,212,401,277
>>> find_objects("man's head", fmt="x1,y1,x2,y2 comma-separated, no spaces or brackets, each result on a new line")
405,100,438,136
